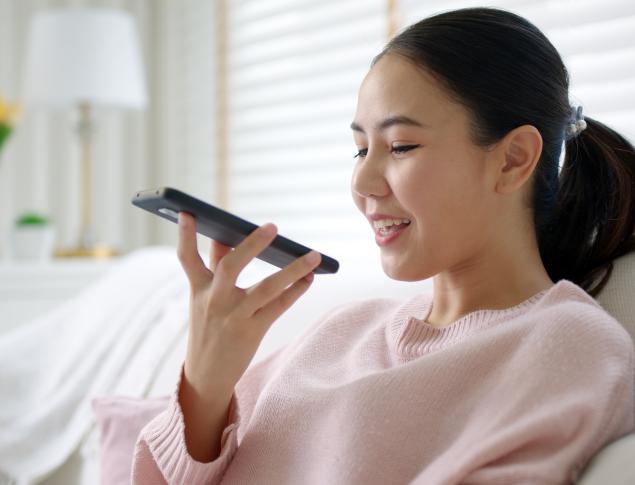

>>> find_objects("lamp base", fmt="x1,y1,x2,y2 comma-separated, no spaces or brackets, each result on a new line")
54,243,118,259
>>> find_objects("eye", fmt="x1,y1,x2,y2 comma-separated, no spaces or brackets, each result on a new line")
353,144,420,159
353,148,368,159
392,144,420,154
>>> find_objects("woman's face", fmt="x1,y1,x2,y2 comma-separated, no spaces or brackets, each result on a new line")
350,53,501,281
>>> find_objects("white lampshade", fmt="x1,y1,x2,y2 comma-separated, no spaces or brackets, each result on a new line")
23,7,147,109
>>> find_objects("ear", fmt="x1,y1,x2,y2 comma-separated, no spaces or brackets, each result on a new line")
493,125,543,195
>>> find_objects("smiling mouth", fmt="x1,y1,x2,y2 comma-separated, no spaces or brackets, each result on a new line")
374,221,411,237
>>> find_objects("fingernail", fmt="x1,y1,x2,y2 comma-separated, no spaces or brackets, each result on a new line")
306,251,320,264
261,223,276,236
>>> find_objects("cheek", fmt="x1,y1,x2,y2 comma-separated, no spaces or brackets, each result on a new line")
396,161,477,234
429,168,491,249
392,163,442,215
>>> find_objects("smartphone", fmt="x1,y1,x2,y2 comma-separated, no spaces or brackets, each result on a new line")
131,187,339,274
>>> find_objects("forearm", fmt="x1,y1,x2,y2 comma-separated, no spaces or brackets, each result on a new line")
178,370,234,463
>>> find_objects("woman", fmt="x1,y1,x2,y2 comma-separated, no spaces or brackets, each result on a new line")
132,7,635,484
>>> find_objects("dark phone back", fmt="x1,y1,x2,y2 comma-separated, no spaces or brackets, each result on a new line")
131,187,339,274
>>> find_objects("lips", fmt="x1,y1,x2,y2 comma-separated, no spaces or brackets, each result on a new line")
367,212,410,221
375,220,410,231
374,221,410,246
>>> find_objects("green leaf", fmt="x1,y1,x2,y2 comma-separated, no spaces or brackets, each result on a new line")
0,123,11,150
16,213,50,226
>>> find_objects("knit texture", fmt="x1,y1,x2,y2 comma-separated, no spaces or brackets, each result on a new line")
132,279,635,484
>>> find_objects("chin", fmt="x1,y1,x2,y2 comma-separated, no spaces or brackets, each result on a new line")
381,259,431,282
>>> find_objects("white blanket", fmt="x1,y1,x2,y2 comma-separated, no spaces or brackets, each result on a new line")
0,247,189,485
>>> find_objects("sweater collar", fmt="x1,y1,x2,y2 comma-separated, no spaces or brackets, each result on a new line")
386,280,570,360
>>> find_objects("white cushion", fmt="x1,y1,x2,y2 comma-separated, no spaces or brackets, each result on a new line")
577,250,635,483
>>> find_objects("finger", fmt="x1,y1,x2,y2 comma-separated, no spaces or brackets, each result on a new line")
214,223,278,286
250,269,315,333
209,239,233,273
177,212,212,289
239,250,321,318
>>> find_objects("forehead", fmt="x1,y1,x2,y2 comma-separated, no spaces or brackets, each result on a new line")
355,53,462,127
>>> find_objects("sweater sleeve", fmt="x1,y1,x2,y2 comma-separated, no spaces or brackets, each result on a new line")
130,302,349,484
458,306,635,485
130,331,300,485
130,362,241,485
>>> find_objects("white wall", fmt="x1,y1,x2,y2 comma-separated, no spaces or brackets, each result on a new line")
0,0,218,256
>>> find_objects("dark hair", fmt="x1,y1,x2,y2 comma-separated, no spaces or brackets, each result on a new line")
372,7,635,298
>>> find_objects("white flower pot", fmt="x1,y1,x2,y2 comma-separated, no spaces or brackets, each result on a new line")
7,225,56,261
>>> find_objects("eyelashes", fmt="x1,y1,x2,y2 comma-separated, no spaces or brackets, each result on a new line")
353,148,367,159
353,144,420,159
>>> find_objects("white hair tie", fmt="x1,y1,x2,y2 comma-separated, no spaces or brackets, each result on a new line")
565,105,587,139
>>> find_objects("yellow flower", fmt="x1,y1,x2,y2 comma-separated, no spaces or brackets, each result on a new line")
0,95,22,126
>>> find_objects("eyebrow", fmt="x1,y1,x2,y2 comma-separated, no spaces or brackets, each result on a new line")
350,115,427,133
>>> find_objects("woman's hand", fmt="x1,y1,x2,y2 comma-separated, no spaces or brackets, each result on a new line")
177,211,321,407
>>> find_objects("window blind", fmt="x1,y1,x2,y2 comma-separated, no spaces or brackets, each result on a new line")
226,0,386,253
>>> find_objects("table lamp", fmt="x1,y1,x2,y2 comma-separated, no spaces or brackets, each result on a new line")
23,7,147,258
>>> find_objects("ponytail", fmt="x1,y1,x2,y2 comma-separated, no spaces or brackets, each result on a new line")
540,117,635,297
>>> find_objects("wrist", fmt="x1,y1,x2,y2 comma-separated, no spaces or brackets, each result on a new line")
182,360,234,409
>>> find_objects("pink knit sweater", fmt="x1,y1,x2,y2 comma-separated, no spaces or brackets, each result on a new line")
132,279,634,484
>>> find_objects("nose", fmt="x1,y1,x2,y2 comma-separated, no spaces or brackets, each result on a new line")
350,150,389,199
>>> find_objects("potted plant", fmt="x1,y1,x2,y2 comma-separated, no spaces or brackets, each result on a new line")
8,212,56,261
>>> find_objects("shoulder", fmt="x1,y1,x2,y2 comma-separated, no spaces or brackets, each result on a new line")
496,282,634,412
528,279,634,362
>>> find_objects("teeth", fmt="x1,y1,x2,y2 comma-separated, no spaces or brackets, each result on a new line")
372,218,411,230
